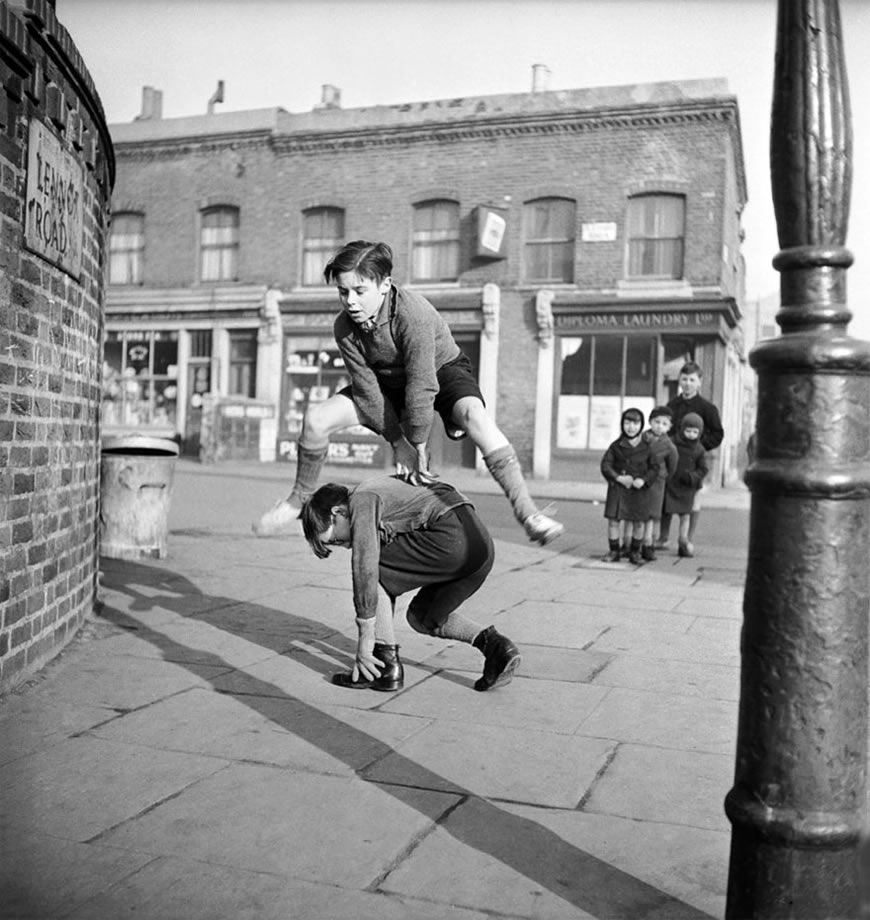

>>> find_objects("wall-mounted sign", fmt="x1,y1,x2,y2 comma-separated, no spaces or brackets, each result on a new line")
24,120,84,278
475,206,508,258
555,310,719,331
581,222,617,242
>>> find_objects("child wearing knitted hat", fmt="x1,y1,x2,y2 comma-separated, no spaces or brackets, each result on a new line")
600,407,661,564
663,412,709,557
641,406,679,561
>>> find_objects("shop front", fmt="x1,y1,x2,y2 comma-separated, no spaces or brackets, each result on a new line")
102,285,278,458
543,301,742,484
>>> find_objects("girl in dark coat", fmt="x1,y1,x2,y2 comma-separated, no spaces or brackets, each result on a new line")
600,408,660,564
663,412,709,557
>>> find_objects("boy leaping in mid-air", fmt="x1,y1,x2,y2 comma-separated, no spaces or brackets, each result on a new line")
254,240,562,547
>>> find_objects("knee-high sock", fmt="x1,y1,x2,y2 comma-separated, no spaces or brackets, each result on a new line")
290,444,328,502
484,445,537,524
432,611,483,644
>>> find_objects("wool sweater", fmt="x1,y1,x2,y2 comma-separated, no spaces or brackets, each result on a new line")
347,475,471,619
334,285,461,445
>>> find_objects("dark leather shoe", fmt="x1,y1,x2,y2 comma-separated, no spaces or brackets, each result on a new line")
472,626,521,692
332,643,404,692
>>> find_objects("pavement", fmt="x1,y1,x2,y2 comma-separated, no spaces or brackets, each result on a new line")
0,460,750,920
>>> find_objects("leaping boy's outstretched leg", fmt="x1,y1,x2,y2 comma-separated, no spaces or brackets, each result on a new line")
483,445,563,546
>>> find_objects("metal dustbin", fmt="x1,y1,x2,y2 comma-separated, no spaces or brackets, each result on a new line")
100,435,180,560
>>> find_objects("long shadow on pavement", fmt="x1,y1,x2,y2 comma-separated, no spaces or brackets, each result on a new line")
99,558,716,920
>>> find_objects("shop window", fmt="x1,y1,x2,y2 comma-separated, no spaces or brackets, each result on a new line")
412,200,460,282
200,206,239,281
229,330,257,397
626,194,685,279
302,207,345,285
523,198,575,283
108,212,144,285
102,330,178,431
556,335,655,450
190,329,213,359
280,338,384,467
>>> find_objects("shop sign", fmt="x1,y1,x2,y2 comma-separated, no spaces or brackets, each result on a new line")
581,222,617,242
24,121,84,278
555,311,718,331
278,438,385,467
220,404,275,419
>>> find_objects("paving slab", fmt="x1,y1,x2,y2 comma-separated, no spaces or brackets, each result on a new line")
96,763,460,885
0,736,227,841
379,795,724,919
89,685,434,776
423,642,614,684
380,672,609,734
582,742,734,831
63,856,493,920
362,719,615,807
0,829,154,920
576,686,738,755
593,654,739,701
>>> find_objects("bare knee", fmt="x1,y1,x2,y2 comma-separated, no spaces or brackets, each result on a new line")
302,398,353,443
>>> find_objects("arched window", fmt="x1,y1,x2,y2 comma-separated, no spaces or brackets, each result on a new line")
200,206,239,281
412,199,460,282
302,207,345,285
626,193,685,279
523,197,575,282
109,212,144,284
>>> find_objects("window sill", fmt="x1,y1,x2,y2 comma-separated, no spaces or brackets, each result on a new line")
616,279,693,299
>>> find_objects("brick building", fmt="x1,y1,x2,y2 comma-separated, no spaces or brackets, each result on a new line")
106,73,747,485
1,0,114,690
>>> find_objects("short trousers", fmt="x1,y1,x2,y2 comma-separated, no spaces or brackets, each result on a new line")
337,351,484,440
377,504,494,630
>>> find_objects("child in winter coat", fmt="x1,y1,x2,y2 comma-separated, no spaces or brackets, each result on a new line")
600,408,660,564
663,412,709,557
641,406,679,561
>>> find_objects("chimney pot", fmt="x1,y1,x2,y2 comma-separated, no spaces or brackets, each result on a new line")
316,84,341,110
207,80,225,114
531,64,551,93
136,86,163,121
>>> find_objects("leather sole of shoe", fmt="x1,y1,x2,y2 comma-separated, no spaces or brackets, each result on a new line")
332,672,403,691
474,653,521,692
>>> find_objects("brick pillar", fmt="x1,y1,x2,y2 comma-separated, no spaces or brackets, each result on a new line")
0,0,114,691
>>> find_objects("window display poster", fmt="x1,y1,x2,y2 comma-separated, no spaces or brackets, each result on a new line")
556,396,589,449
280,337,384,467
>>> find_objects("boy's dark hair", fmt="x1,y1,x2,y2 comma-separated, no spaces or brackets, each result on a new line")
679,361,703,377
649,406,673,422
300,482,350,559
323,240,393,285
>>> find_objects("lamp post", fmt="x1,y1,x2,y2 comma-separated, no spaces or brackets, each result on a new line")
724,0,869,916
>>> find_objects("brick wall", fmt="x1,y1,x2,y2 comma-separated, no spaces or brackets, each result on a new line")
0,0,114,692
